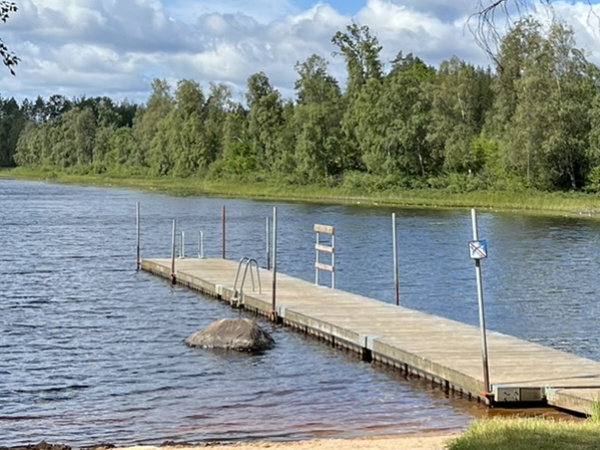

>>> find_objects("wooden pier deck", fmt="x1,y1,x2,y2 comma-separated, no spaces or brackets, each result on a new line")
142,257,600,415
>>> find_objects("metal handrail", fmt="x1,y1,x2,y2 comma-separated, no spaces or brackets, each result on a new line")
240,259,261,295
233,257,251,294
233,257,262,302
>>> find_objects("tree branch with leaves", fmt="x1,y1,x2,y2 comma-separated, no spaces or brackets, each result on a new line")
1,1,18,75
470,0,555,60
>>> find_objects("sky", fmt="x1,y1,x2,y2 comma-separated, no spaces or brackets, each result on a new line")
1,0,600,104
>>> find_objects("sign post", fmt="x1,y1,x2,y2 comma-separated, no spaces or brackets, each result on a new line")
469,208,490,399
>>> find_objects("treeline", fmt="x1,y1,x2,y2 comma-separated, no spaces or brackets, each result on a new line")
7,18,600,192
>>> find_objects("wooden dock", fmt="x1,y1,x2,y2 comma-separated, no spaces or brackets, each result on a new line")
141,257,600,415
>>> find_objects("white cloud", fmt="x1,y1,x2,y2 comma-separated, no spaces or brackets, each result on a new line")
179,43,249,81
548,1,600,52
167,0,300,24
1,0,600,104
385,0,477,21
355,0,488,68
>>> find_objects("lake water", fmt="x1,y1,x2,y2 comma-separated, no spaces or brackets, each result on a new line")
1,179,596,447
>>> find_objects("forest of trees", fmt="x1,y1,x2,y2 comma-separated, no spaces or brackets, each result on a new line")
6,18,600,193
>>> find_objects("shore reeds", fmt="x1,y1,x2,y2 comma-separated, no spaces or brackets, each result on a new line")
3,167,600,218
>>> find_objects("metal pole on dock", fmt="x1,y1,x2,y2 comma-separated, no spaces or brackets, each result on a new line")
198,231,204,259
331,232,335,289
170,219,176,283
392,213,399,306
180,231,185,259
315,229,320,285
221,206,226,259
271,207,278,321
470,208,490,397
135,202,140,271
266,217,271,270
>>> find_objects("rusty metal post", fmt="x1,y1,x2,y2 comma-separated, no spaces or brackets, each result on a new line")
170,219,176,283
221,205,226,259
266,217,271,270
136,201,140,271
392,213,399,306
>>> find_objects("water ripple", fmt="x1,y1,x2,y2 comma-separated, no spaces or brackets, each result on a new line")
3,179,587,447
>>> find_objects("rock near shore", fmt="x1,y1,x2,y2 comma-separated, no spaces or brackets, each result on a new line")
184,318,274,353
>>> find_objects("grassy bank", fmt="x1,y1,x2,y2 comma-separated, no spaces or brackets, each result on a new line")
447,418,600,450
3,167,600,216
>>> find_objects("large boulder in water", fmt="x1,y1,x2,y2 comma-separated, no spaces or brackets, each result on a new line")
184,318,274,352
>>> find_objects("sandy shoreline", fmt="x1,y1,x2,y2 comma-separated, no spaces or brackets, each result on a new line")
117,434,458,450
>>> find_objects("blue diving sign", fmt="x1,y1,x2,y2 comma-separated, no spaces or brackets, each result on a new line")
469,240,488,260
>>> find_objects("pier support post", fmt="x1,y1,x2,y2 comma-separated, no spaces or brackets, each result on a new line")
271,207,278,322
170,219,177,284
331,232,336,289
180,231,186,259
198,231,204,259
221,206,226,259
136,201,140,271
266,217,271,270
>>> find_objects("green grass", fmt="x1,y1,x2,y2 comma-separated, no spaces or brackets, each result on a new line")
447,418,600,450
590,399,600,424
3,167,600,217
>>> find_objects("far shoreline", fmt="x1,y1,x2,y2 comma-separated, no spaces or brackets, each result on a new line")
2,168,600,220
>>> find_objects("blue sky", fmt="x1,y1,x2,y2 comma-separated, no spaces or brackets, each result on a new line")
294,0,364,15
284,0,367,16
1,0,600,103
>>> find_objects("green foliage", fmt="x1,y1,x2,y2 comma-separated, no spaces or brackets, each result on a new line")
104,127,137,170
293,54,344,182
246,72,285,171
427,57,492,174
209,142,262,181
332,22,384,172
585,166,600,193
379,52,435,178
427,172,489,193
134,78,173,173
491,18,594,190
340,171,410,193
0,97,26,166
